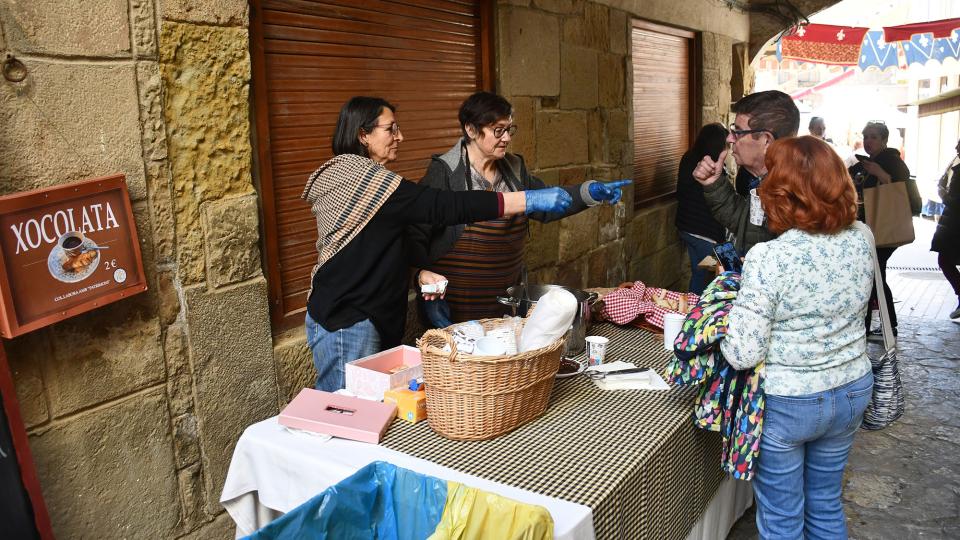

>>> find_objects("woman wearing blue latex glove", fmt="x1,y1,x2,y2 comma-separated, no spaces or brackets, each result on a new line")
304,96,567,391
408,91,632,327
588,179,631,205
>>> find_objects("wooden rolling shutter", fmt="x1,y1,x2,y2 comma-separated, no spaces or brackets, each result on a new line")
250,0,492,332
631,20,698,207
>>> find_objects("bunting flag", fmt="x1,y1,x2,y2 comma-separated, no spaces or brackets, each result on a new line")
781,24,871,66
859,30,900,71
900,29,960,66
884,18,960,42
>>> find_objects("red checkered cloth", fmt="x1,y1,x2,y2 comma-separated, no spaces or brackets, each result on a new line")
601,281,699,329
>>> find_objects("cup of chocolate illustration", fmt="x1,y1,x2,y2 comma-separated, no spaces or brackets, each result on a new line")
59,231,86,257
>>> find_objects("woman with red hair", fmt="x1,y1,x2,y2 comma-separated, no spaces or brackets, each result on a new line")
720,136,875,539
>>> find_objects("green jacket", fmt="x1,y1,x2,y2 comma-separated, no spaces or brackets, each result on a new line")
702,174,775,254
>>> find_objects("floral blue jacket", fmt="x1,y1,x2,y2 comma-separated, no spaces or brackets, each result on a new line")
665,273,764,481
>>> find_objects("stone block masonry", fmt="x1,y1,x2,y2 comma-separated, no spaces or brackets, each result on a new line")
1,1,279,537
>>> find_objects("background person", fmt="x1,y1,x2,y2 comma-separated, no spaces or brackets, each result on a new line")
847,121,917,336
407,91,629,327
304,96,574,391
722,136,874,539
932,138,960,319
675,123,729,294
808,116,833,143
693,90,800,255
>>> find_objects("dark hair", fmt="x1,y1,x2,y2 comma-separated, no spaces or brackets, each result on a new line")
732,90,800,140
458,91,513,139
760,136,857,234
809,116,824,129
332,96,396,157
862,121,889,143
690,123,729,161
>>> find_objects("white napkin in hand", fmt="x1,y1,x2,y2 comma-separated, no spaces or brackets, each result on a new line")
586,361,670,391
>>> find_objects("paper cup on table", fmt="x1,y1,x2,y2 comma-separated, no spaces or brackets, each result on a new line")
585,336,609,366
662,313,686,351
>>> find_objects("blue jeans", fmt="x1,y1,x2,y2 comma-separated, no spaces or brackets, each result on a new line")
679,231,716,295
420,298,454,329
754,372,873,540
304,313,381,392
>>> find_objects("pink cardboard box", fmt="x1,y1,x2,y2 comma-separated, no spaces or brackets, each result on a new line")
345,345,423,401
279,388,397,444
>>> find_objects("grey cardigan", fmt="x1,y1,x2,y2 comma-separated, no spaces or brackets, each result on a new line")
407,139,599,267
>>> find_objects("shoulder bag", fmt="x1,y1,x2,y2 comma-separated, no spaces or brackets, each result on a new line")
854,222,905,430
863,180,916,248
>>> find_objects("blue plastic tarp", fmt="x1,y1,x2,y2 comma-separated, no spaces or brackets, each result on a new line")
244,461,447,540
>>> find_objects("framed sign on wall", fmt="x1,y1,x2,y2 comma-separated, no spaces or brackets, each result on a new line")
0,174,148,338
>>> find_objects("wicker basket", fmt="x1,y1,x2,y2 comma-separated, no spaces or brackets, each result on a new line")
416,319,563,441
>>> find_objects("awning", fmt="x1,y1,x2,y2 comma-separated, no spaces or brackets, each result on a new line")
908,88,960,117
774,21,960,70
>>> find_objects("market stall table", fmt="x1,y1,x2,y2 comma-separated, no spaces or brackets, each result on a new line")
221,324,751,539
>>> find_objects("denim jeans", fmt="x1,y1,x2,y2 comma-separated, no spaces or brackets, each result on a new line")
420,298,454,329
754,372,873,540
304,313,381,392
678,231,717,295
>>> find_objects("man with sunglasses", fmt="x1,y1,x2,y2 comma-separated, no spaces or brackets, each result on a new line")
693,90,800,255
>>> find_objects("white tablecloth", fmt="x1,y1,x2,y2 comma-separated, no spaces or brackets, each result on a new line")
220,417,752,539
220,418,596,539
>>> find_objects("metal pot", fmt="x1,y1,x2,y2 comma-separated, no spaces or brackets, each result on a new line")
497,284,599,356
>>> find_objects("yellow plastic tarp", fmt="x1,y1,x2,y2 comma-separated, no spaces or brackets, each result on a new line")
428,481,554,540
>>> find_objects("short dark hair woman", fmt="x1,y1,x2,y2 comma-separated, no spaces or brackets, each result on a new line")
407,91,630,327
722,136,874,538
304,96,575,391
675,123,729,294
847,121,919,336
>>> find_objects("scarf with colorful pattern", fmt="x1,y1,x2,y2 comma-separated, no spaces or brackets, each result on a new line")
664,273,765,480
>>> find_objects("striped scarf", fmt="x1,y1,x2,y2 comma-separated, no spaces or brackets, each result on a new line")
301,154,403,276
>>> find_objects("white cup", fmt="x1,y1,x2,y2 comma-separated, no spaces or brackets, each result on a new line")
486,326,518,355
662,313,686,351
454,321,485,340
585,336,609,366
474,336,507,356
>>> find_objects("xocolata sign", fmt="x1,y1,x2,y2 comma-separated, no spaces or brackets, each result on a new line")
0,174,147,338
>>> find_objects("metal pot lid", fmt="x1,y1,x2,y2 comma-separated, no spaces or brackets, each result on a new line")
504,284,593,303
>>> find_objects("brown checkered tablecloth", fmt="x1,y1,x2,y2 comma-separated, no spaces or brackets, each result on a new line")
382,324,726,540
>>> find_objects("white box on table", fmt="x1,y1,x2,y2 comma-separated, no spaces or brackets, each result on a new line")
345,345,422,401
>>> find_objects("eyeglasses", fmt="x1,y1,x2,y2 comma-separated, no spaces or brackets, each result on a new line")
867,120,886,125
373,122,401,136
489,124,518,139
728,124,774,141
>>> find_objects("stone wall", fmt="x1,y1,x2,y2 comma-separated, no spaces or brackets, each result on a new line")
495,0,749,294
0,1,275,538
1,0,753,537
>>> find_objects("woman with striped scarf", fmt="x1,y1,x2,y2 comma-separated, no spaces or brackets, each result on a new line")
303,96,576,392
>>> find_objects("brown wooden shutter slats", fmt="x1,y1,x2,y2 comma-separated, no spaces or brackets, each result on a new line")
252,0,490,331
632,20,697,207
266,0,477,26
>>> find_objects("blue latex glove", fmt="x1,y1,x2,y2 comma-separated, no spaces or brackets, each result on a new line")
525,187,573,214
588,179,632,204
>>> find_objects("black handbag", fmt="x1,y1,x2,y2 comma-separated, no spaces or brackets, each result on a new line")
906,176,923,217
855,222,905,430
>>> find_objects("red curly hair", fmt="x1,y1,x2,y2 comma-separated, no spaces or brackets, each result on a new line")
759,136,858,235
